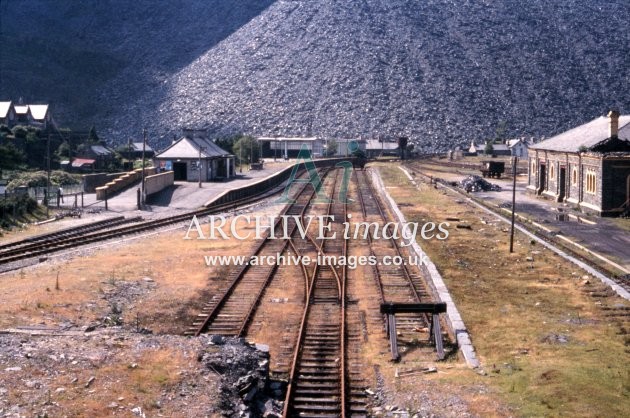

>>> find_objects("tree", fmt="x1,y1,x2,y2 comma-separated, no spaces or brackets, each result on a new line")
397,136,409,160
484,141,494,155
56,141,72,159
232,136,260,167
324,139,338,157
215,137,235,155
351,145,367,169
87,125,99,143
495,121,508,143
11,125,27,139
0,143,25,178
406,143,415,157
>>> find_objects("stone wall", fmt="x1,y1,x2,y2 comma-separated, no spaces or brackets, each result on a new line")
82,172,125,193
95,167,156,200
579,155,602,211
144,171,174,196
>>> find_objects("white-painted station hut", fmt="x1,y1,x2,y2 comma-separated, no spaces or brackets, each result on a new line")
154,129,235,182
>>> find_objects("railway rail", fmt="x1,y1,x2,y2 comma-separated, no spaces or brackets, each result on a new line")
354,169,445,360
0,216,143,264
0,161,340,268
187,169,332,336
283,168,351,417
187,166,448,416
405,161,630,297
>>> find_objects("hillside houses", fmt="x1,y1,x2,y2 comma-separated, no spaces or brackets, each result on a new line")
0,101,52,129
468,138,533,157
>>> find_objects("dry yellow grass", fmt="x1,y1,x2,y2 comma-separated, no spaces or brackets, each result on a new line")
377,163,630,417
0,216,258,333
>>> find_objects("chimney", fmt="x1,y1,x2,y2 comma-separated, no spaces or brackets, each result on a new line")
182,128,206,139
608,110,620,138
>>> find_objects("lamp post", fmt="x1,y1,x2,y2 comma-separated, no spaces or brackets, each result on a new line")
509,156,518,253
46,131,51,217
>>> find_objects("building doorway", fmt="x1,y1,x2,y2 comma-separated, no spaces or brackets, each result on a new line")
538,164,546,194
558,167,566,201
173,162,187,181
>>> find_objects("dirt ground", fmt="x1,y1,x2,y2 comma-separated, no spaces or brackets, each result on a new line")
376,162,630,417
408,158,630,273
1,163,628,416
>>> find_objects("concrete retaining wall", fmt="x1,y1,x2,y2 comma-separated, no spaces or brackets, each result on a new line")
82,172,125,193
145,171,174,196
204,158,349,208
95,167,156,200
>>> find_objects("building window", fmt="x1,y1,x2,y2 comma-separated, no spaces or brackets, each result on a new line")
585,169,596,194
531,160,536,173
549,164,555,180
571,167,578,186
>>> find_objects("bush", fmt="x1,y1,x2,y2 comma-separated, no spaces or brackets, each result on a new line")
0,194,38,219
11,125,28,139
6,170,80,191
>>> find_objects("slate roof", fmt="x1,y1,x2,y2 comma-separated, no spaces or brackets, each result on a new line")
366,139,398,150
28,105,49,120
531,115,630,152
132,142,154,152
0,101,12,118
13,105,29,115
491,144,509,151
90,145,113,156
155,135,232,159
507,139,528,148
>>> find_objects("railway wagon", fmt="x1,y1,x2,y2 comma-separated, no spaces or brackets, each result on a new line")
480,160,505,178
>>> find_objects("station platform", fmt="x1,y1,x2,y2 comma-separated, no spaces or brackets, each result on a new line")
80,161,293,215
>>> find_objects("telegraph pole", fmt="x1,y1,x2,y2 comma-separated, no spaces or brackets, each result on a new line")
198,146,206,188
46,131,51,218
249,138,253,169
509,156,518,253
141,128,147,206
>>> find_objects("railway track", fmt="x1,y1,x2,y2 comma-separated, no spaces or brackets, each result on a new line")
406,161,630,298
283,169,351,417
187,169,331,336
354,169,435,351
0,164,322,267
0,216,143,264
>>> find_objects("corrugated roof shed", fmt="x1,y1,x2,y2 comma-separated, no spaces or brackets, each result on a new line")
71,158,95,167
531,115,630,152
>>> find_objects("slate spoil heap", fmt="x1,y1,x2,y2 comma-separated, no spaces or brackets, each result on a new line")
201,336,284,418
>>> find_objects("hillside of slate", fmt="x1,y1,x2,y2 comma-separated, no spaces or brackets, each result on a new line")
1,0,628,151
